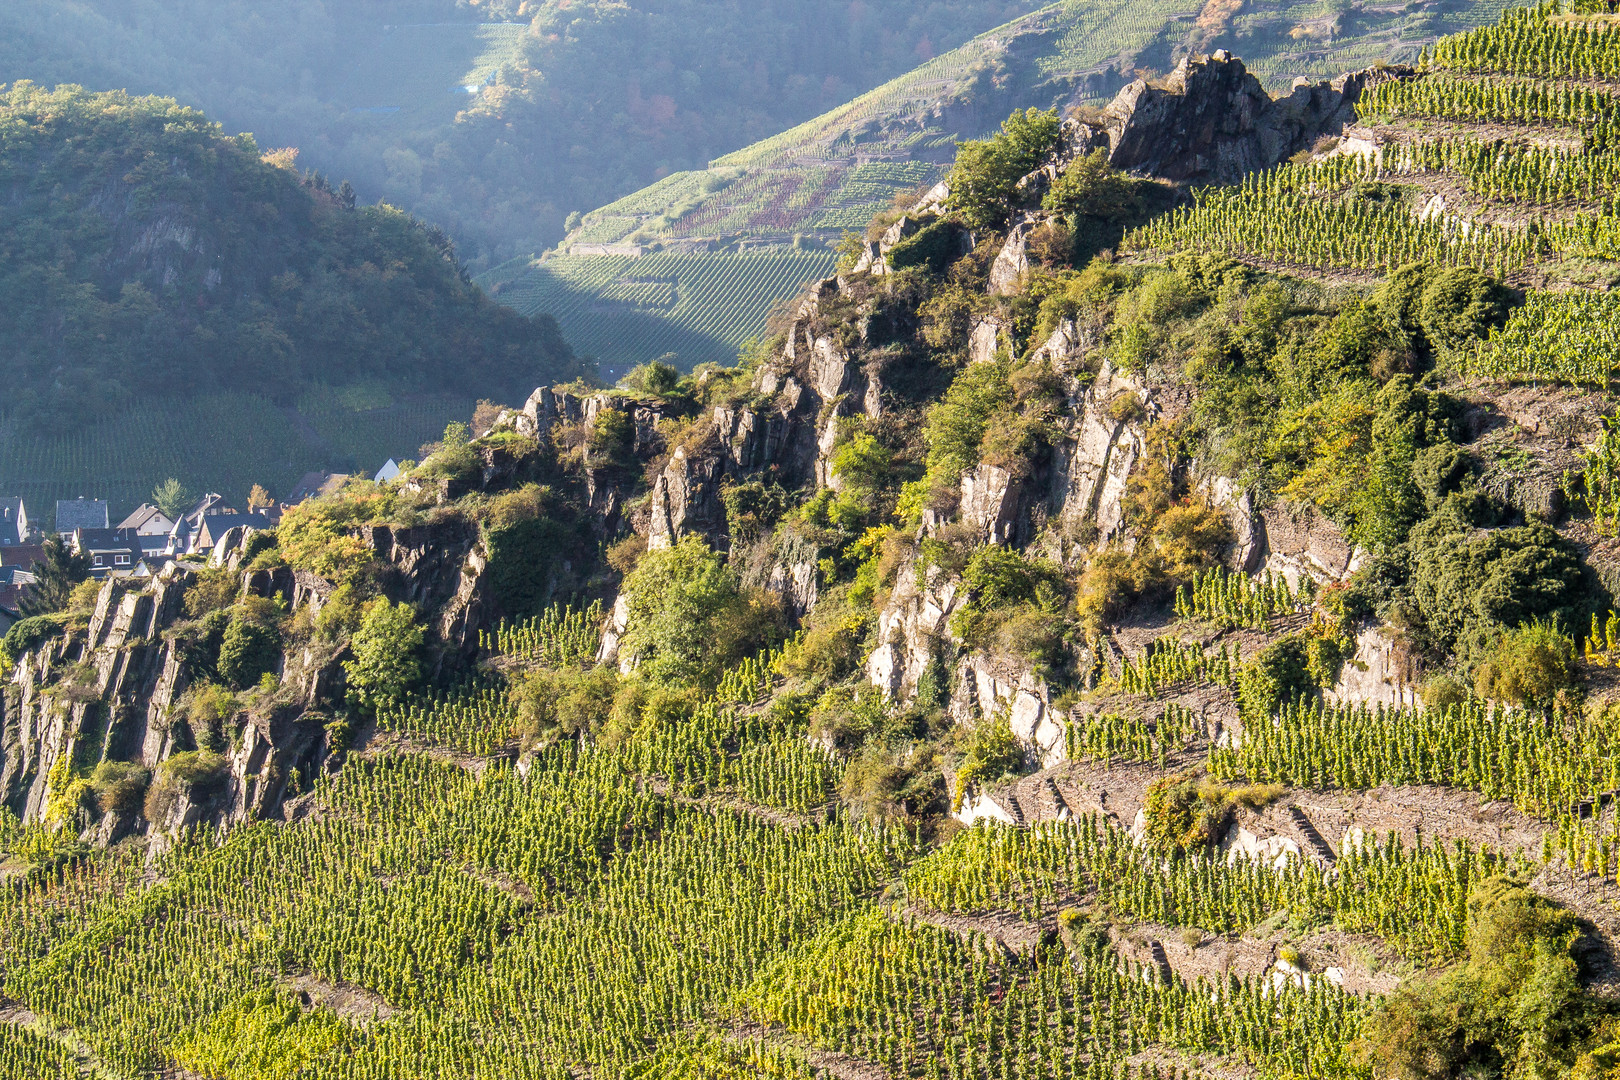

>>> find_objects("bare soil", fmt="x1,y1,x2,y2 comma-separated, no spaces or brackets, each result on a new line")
275,972,400,1025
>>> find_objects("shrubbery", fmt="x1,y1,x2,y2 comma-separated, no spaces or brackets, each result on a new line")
1359,877,1615,1080
620,535,782,689
948,108,1063,233
344,600,424,715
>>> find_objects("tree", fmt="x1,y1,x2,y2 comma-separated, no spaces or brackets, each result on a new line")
1359,877,1597,1080
620,535,778,687
20,536,91,616
217,607,281,690
246,484,272,511
152,477,192,518
948,107,1063,232
344,599,424,714
1042,149,1142,221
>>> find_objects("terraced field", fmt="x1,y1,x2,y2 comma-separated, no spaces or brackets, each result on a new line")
501,0,1508,373
485,248,839,374
559,0,1510,255
0,392,469,513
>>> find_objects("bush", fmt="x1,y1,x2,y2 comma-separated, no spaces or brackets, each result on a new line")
1473,620,1576,711
1042,149,1142,221
183,566,239,615
172,990,348,1080
217,607,282,690
511,663,618,749
841,742,944,824
952,713,1025,810
179,683,239,753
1141,774,1233,852
887,217,964,275
1358,877,1604,1080
1,614,65,662
1236,634,1321,720
343,599,424,714
1418,265,1513,356
1406,512,1597,659
89,761,150,815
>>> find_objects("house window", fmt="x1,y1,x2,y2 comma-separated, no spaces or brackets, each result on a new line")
93,555,104,566
114,554,130,566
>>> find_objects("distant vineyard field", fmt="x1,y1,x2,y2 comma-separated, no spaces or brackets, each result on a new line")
555,0,1505,256
486,248,839,374
0,392,470,514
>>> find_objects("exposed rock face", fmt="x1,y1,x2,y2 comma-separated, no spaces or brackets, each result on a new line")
1078,52,1410,186
1045,361,1154,545
952,655,1067,767
647,445,727,551
867,568,959,702
0,513,501,840
988,214,1038,296
1328,624,1424,708
1255,502,1364,586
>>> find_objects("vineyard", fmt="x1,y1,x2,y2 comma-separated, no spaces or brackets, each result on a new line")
0,391,467,513
11,1,1620,1075
520,0,1505,375
1121,0,1620,390
485,249,840,372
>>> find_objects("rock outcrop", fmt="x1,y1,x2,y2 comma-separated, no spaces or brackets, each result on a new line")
1074,52,1410,186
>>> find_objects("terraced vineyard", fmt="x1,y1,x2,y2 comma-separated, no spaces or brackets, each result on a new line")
486,248,839,372
0,391,468,512
1124,0,1620,388
505,0,1506,373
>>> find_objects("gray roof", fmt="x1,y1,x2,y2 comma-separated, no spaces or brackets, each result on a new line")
57,498,109,532
118,503,172,531
0,498,25,544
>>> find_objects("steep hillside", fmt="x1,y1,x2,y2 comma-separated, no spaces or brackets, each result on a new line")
0,84,584,510
487,0,1511,370
9,4,1620,1077
0,0,1046,266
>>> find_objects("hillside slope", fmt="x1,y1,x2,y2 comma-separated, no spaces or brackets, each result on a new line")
0,0,1047,266
486,0,1511,372
8,3,1620,1077
0,84,584,510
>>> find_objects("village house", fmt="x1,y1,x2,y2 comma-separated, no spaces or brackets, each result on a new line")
56,497,109,538
70,527,143,578
0,497,34,545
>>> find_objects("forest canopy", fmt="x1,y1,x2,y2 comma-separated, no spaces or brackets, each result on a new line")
0,83,585,427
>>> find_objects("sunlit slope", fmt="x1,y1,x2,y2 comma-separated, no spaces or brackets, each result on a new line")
484,248,839,373
496,0,1507,373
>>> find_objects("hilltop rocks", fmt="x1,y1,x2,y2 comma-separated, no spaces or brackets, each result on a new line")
1077,52,1410,186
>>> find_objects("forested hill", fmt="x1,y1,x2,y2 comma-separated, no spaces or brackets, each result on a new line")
0,0,1046,266
0,83,583,431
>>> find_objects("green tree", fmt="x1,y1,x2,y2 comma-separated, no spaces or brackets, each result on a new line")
152,477,192,518
344,599,424,714
1042,149,1142,221
20,536,91,616
948,107,1063,232
620,534,777,687
217,608,281,690
1360,878,1598,1080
